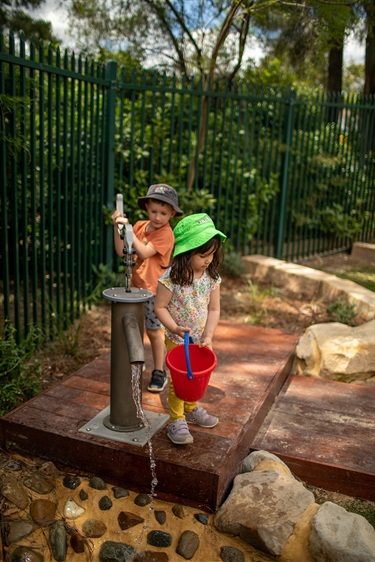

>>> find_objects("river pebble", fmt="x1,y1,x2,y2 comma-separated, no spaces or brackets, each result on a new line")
147,530,172,547
99,495,113,510
30,498,57,525
63,474,81,489
79,488,89,500
50,520,67,562
118,510,145,530
7,545,44,562
134,492,152,506
154,510,166,525
99,540,135,561
194,512,209,525
220,545,246,562
112,485,129,499
176,529,200,559
89,475,107,489
63,498,85,519
70,531,86,553
172,504,189,519
82,517,108,537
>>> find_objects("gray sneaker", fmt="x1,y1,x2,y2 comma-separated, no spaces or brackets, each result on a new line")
185,406,218,428
167,419,194,445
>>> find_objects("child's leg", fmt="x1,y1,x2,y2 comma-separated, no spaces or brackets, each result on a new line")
144,298,167,392
168,381,187,422
167,381,193,445
146,327,165,372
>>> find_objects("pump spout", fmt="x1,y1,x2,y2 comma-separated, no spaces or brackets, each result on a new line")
122,313,144,365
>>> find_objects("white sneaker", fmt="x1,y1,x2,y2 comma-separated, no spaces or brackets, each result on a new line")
167,419,194,445
185,406,218,428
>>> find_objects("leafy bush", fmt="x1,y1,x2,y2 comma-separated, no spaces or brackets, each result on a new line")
327,298,357,325
222,252,245,278
0,326,42,416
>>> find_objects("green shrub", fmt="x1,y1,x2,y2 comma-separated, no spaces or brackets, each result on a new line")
327,298,357,325
222,252,245,278
0,325,42,416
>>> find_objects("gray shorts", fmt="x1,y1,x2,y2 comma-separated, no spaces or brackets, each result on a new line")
144,297,162,330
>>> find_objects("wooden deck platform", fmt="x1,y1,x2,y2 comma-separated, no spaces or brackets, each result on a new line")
1,321,374,510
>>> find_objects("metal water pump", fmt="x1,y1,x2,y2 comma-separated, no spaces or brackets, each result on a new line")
79,194,168,445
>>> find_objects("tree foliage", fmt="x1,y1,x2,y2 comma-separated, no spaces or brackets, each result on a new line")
0,0,58,42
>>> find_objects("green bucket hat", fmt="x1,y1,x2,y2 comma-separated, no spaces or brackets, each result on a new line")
173,213,226,257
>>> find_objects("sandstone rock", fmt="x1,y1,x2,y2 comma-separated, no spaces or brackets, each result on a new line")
309,501,375,562
240,450,292,477
1,478,29,510
5,519,34,544
39,461,60,478
296,320,375,381
215,470,315,556
23,472,53,494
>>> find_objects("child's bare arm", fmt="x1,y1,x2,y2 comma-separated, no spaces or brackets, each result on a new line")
200,285,221,349
155,283,190,339
111,211,157,260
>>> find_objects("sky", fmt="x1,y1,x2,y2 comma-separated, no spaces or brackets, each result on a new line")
30,0,366,66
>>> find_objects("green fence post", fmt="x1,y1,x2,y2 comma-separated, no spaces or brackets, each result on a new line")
275,89,295,260
104,60,118,265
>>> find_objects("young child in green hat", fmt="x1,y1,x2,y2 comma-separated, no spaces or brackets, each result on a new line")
154,213,226,445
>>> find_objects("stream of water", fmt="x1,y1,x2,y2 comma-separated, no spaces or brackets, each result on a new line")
131,363,158,545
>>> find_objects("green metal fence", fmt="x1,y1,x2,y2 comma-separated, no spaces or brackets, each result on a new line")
1,33,375,341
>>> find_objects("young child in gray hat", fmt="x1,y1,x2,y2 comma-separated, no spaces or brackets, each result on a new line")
112,184,183,392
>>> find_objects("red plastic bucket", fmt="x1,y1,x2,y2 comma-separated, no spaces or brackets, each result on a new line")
166,338,217,401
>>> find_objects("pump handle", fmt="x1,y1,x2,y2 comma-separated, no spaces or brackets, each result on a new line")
116,194,125,238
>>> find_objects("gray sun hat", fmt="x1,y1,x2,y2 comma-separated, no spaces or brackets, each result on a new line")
137,184,183,216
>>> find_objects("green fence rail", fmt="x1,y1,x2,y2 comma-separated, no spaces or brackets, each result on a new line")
1,32,375,342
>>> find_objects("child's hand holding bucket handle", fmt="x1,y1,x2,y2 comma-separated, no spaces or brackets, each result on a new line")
174,325,191,340
199,334,213,350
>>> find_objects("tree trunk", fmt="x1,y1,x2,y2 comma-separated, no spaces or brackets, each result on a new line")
364,4,375,96
326,40,343,123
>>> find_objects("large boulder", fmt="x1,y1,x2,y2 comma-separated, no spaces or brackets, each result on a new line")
295,320,375,383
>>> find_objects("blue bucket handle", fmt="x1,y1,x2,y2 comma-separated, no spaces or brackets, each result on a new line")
184,332,195,380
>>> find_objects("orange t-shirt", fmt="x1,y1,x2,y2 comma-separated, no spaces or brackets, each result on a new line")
131,220,174,295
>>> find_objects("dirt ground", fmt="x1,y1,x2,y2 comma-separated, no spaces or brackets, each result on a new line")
36,251,374,391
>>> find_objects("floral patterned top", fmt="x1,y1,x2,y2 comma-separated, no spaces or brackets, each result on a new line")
158,269,221,345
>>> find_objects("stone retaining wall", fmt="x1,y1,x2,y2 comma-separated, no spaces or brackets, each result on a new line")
242,255,375,322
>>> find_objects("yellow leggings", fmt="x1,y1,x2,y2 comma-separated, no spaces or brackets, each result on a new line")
165,336,197,422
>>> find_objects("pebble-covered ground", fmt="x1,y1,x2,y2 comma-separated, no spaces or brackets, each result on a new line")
1,450,273,561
